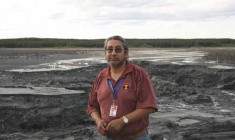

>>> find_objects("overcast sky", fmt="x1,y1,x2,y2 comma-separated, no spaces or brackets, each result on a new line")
1,0,235,39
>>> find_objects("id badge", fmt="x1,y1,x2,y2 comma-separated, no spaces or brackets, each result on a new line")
109,105,118,117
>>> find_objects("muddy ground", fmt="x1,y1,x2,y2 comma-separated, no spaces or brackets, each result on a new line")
0,48,235,140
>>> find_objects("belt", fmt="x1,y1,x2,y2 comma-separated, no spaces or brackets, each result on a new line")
112,128,148,140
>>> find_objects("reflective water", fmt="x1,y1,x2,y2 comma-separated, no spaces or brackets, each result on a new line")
2,48,235,72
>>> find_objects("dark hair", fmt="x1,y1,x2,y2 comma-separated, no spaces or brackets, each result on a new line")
104,35,128,51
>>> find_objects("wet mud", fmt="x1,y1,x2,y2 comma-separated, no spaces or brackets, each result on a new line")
0,53,235,139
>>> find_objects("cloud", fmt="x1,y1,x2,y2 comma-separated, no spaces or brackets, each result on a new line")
175,0,235,20
0,0,235,39
54,0,235,22
49,12,65,20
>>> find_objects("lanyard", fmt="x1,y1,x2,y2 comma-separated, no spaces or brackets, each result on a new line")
108,77,124,100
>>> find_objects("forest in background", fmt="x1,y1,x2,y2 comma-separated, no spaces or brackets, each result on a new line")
0,38,235,48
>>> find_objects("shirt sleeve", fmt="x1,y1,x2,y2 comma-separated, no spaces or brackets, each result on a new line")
87,77,101,115
136,69,158,111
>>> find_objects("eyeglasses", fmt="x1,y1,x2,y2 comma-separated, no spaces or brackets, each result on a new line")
105,48,124,53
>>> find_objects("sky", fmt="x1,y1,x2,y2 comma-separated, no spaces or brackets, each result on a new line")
1,0,235,39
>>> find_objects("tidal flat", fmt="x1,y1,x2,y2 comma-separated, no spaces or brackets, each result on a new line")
0,47,235,140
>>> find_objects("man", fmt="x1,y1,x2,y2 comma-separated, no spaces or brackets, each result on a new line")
87,35,158,140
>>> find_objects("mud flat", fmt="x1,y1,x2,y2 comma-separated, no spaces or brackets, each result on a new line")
0,48,235,140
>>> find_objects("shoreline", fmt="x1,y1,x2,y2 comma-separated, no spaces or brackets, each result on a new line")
1,47,235,72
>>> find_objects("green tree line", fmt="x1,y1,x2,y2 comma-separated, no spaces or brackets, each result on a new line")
0,38,235,48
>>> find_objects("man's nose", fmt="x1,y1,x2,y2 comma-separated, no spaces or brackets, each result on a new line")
111,49,117,54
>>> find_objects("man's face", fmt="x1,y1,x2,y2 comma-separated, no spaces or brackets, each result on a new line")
105,39,128,68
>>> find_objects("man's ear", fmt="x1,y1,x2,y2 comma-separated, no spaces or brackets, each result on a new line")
125,50,129,58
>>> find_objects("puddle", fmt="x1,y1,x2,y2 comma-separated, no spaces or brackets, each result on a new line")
209,65,235,69
0,87,84,95
176,118,200,126
8,57,106,72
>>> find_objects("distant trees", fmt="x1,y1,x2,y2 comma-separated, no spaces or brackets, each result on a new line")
126,39,235,48
0,38,104,48
0,38,234,48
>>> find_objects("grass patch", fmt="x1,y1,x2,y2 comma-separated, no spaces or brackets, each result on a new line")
203,48,235,64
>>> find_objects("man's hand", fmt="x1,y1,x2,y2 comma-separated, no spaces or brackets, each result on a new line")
90,112,108,136
106,117,125,135
96,119,108,136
